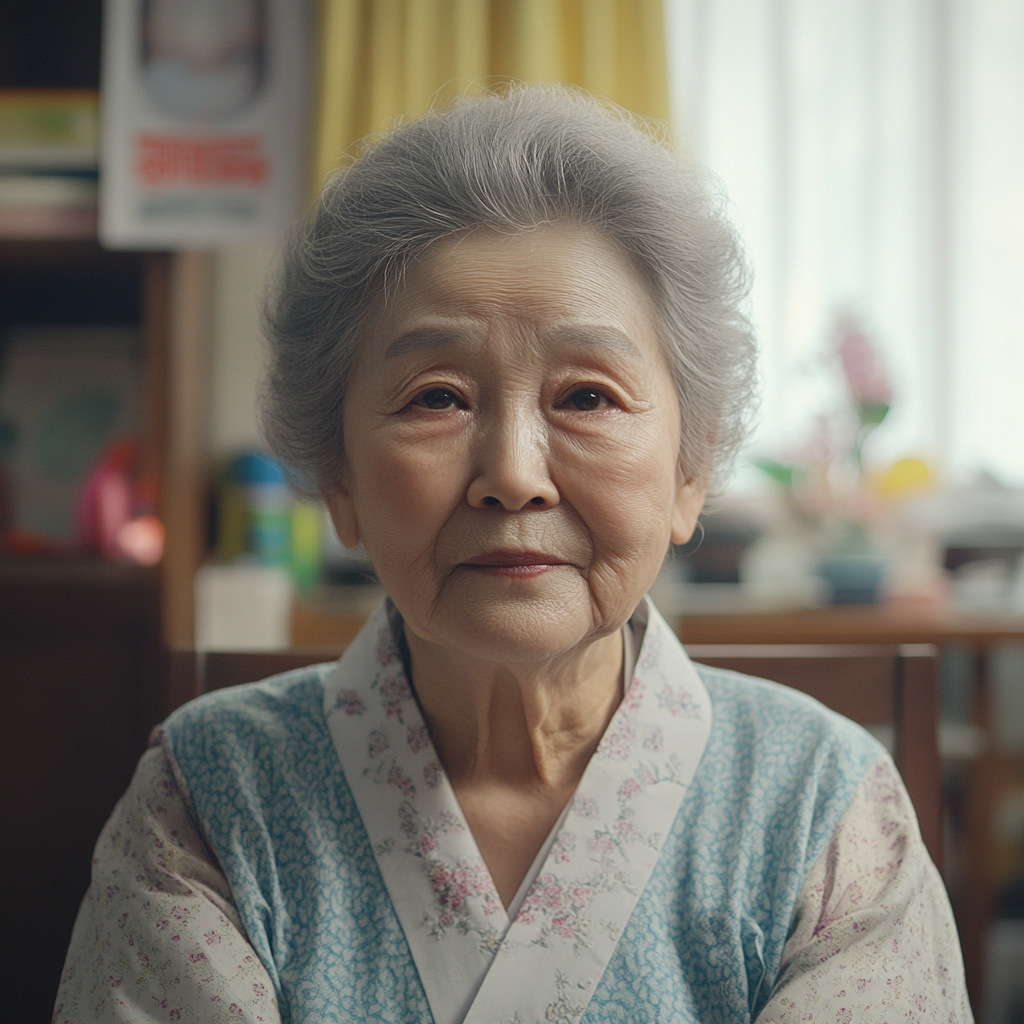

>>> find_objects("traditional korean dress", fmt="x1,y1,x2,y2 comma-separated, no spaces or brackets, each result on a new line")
54,598,971,1023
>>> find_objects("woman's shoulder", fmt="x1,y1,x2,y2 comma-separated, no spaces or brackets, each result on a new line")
165,659,339,732
683,659,889,855
692,658,886,764
160,660,341,776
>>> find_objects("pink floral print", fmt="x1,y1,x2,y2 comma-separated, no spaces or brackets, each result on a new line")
332,689,365,716
657,682,703,719
407,724,430,752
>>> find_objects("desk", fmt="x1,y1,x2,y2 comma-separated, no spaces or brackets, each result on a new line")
677,603,1024,1013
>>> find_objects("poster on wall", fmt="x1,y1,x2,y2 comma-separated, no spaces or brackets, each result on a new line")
100,0,310,249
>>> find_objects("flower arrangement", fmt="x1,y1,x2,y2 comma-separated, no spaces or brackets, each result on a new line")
836,311,893,469
752,310,896,602
753,309,893,519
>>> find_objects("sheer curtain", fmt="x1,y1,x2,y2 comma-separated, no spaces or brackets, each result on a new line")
665,0,1024,486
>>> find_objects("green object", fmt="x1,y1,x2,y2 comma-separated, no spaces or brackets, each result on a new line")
249,502,290,566
218,451,292,566
216,480,248,562
290,501,323,591
751,456,796,489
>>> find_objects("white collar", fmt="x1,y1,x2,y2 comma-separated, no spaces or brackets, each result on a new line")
323,595,711,1024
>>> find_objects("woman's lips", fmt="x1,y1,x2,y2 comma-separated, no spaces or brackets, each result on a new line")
459,550,569,577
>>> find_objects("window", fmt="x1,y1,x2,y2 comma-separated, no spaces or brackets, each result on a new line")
666,0,1024,486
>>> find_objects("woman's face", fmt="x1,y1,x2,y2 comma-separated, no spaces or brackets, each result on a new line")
328,223,707,665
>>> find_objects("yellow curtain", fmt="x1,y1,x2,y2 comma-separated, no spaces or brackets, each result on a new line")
311,0,669,189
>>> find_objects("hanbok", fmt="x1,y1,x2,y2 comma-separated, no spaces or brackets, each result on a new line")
54,598,970,1023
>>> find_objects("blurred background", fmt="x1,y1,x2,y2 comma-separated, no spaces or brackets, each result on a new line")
1,1,1023,1021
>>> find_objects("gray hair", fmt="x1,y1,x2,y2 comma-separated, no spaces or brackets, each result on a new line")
262,84,757,494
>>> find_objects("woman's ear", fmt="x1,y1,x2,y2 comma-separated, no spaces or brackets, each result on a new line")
323,466,361,548
670,474,709,546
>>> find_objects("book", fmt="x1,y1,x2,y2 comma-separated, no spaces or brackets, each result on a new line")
0,90,99,170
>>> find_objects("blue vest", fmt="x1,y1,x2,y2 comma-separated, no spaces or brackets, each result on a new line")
162,664,880,1023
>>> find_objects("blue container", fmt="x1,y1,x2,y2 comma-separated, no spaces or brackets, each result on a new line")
818,553,886,605
236,451,290,567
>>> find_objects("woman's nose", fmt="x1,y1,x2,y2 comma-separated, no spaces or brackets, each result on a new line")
466,407,559,511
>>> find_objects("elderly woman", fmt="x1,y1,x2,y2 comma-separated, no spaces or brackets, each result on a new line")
56,87,969,1023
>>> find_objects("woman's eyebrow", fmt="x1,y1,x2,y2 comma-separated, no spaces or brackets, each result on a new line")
383,324,642,360
384,327,477,359
549,326,642,359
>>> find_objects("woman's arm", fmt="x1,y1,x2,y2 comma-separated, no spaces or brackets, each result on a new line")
756,756,972,1023
53,745,280,1024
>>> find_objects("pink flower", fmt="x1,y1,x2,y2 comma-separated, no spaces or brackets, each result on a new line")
436,811,464,834
204,930,221,945
380,675,412,718
386,763,415,797
551,916,575,939
657,684,701,719
398,803,416,837
622,677,645,711
597,719,636,760
615,817,640,842
419,833,437,854
588,834,616,855
836,313,892,407
643,728,663,752
618,777,642,800
566,883,593,908
552,832,575,863
573,796,599,818
542,882,564,910
376,630,400,667
406,724,430,752
335,689,365,716
423,761,443,788
368,729,389,758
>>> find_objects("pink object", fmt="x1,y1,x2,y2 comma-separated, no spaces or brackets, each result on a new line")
116,515,165,566
836,313,892,407
75,438,165,562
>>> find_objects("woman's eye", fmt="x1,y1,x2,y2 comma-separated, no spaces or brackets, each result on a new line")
413,387,463,410
564,388,609,411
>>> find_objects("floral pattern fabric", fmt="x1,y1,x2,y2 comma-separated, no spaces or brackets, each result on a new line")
53,747,279,1024
322,598,711,1024
54,597,972,1023
754,757,971,1023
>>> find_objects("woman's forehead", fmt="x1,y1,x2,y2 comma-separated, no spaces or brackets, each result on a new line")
375,222,660,339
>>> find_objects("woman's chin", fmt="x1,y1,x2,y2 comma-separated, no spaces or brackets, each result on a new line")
410,589,601,667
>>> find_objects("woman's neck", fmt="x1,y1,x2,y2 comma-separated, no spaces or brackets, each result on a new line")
405,627,625,907
406,628,624,791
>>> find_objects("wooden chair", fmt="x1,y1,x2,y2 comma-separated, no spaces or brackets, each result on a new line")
164,641,942,870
